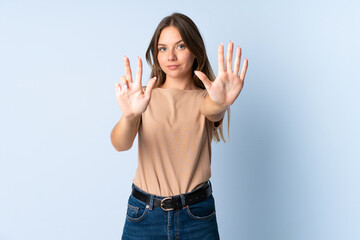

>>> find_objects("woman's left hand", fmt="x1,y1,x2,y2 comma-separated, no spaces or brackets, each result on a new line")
194,41,248,107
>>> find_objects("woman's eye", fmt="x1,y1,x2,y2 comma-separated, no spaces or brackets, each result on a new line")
159,47,166,51
178,44,185,49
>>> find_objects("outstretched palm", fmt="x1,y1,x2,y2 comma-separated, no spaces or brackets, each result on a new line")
195,41,248,107
114,56,157,118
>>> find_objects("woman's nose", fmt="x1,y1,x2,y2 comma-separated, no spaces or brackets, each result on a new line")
167,49,177,61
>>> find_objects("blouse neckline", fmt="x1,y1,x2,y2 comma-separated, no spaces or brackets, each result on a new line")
156,87,205,92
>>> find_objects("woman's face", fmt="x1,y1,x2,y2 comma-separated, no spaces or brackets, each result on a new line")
157,26,195,81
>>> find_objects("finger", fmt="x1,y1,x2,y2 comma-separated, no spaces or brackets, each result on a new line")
120,76,128,90
124,56,133,83
144,77,157,99
114,83,121,92
217,43,225,75
233,46,241,76
239,58,248,81
194,71,212,91
226,41,234,73
135,56,143,87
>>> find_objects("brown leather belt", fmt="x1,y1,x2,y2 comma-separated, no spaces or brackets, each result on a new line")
131,181,213,211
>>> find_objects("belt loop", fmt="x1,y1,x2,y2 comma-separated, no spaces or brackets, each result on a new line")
180,194,187,209
149,195,154,210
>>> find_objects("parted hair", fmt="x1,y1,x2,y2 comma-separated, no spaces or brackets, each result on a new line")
145,12,230,142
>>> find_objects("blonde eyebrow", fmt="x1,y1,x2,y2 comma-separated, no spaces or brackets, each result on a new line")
158,40,184,46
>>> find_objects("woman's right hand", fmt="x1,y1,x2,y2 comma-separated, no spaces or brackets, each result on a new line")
114,56,157,119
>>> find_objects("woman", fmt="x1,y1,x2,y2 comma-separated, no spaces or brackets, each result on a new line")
111,12,248,240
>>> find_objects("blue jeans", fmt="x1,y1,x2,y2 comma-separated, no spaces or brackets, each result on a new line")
121,182,220,239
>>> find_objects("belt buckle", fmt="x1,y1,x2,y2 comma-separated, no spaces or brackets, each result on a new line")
160,197,174,211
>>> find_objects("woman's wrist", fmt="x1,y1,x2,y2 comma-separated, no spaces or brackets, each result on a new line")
201,95,228,122
206,95,228,112
122,114,141,121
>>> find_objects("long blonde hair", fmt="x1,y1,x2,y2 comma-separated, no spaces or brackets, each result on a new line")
145,12,230,142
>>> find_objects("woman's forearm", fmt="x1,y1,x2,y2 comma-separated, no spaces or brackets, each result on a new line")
200,95,227,122
110,115,141,151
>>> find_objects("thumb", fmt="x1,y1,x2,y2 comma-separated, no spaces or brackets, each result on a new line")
144,77,157,99
194,71,212,91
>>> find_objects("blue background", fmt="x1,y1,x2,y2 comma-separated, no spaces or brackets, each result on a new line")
1,0,359,239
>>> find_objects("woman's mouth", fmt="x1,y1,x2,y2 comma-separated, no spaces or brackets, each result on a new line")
167,65,180,70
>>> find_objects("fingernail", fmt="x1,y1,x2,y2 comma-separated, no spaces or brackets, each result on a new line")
117,86,121,91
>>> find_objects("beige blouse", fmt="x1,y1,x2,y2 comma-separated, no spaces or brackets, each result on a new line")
132,87,219,196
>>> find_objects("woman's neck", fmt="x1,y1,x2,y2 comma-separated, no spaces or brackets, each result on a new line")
161,75,198,90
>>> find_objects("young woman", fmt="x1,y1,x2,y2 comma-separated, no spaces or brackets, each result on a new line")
111,13,248,240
